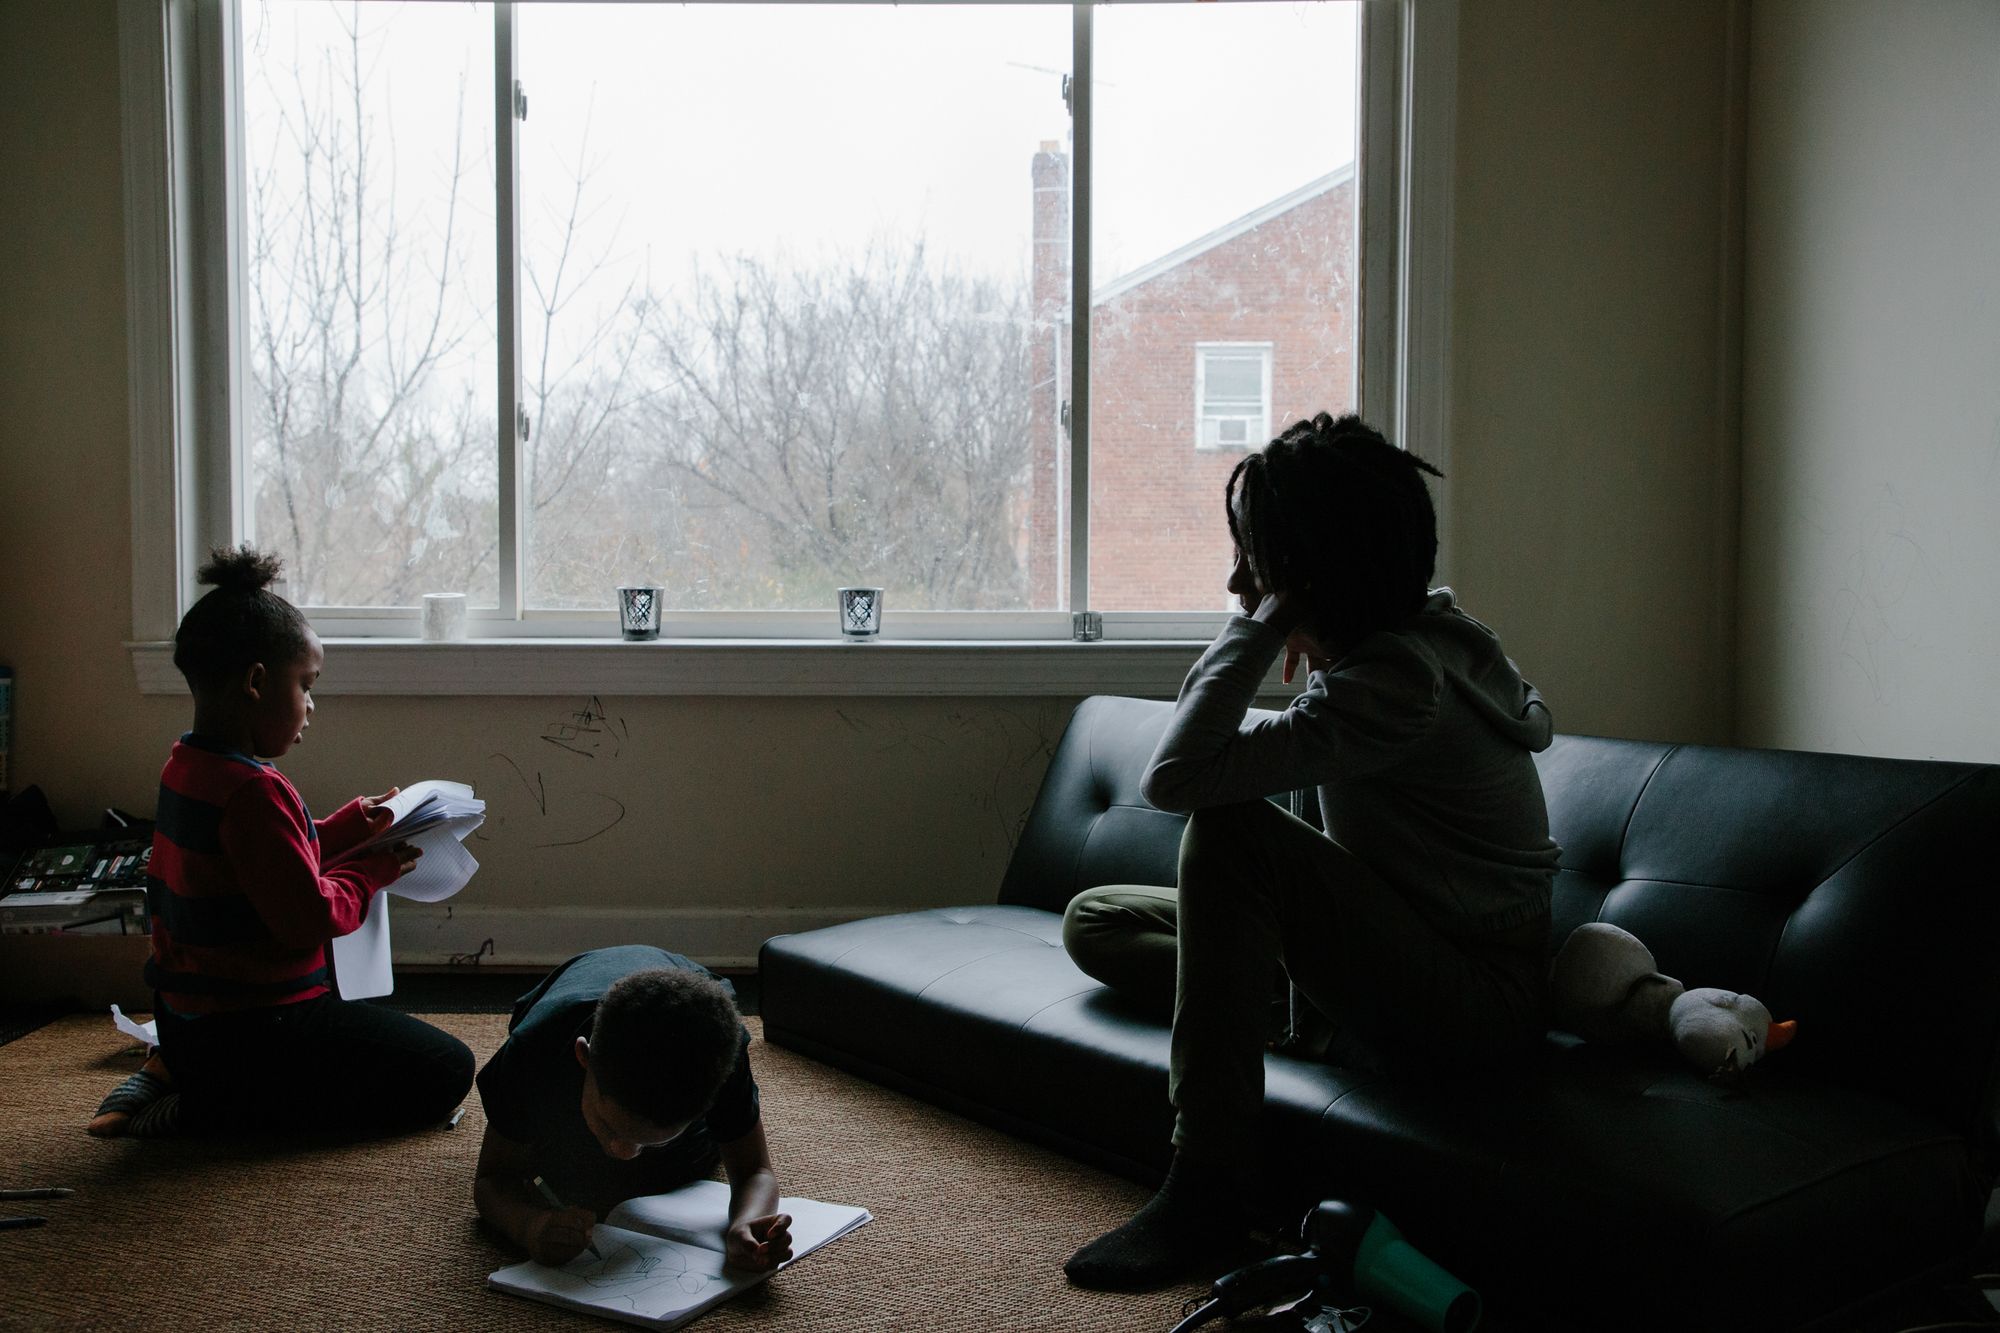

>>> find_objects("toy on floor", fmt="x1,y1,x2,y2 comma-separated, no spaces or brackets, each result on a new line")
1550,922,1797,1080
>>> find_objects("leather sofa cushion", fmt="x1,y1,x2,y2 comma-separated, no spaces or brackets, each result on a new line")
762,904,1981,1329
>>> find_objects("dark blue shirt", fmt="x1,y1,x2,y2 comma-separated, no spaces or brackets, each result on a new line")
475,945,759,1207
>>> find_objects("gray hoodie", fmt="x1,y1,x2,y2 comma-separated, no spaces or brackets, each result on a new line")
1142,588,1560,939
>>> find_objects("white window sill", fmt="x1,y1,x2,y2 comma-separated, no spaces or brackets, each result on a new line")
128,637,1299,699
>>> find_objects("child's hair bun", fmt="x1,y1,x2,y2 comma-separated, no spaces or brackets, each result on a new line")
197,544,285,594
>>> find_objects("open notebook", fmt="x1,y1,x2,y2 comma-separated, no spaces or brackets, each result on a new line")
488,1179,871,1329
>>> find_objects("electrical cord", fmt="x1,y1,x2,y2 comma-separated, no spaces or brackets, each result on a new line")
1168,1297,1225,1333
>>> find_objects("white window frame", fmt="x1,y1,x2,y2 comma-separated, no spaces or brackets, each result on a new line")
120,0,1456,697
1194,342,1274,451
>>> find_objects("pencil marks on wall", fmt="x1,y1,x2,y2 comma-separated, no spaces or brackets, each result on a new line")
960,705,1061,864
833,703,1059,862
532,794,628,848
1828,482,1941,706
542,696,628,760
483,697,634,850
492,753,548,815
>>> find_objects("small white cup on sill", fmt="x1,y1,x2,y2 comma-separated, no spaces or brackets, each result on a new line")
421,592,468,641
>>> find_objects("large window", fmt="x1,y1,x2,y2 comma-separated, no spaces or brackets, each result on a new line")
129,0,1430,664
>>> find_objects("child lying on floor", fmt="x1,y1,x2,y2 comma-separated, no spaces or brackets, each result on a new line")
472,945,793,1273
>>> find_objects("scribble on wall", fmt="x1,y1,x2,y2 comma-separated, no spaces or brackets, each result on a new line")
543,696,628,759
483,698,634,849
532,794,627,848
832,704,1060,862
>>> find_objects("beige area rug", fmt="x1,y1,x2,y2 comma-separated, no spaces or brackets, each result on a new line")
0,1013,1210,1332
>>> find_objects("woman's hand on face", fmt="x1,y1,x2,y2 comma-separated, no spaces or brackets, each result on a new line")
1251,588,1306,633
1253,591,1328,683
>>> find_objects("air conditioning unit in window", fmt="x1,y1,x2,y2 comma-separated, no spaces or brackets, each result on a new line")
1202,415,1260,448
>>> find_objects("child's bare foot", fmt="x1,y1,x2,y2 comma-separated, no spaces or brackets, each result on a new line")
88,1051,172,1137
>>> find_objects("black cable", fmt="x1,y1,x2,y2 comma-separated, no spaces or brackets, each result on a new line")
1168,1297,1225,1333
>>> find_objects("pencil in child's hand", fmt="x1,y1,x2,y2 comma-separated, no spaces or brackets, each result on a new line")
528,1176,596,1256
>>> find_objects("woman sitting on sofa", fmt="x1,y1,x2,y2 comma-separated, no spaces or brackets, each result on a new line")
1061,412,1562,1291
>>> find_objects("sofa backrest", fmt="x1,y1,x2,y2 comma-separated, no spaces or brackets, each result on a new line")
1539,733,2000,1144
1000,696,1188,913
1002,696,2000,1145
1000,694,1320,910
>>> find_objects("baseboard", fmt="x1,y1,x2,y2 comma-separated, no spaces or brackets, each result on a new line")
384,903,906,971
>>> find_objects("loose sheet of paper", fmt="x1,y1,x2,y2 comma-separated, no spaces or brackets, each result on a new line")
332,892,396,999
109,1004,158,1047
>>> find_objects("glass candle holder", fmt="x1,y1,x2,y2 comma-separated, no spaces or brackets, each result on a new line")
616,585,663,641
837,587,883,638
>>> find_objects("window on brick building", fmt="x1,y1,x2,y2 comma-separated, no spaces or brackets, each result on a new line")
1195,345,1273,451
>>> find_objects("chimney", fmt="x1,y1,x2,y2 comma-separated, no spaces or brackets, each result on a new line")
1031,140,1070,317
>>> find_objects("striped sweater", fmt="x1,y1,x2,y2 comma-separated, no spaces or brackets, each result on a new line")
145,735,402,1015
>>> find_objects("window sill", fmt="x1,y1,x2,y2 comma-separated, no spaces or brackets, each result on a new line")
127,637,1296,699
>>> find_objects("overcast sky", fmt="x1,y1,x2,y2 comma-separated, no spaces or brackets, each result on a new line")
245,5,1356,303
243,1,1358,390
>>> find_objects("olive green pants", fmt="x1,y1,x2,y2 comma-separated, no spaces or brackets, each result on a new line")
1062,799,1546,1167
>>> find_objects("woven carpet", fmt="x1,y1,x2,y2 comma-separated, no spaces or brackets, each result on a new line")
0,1013,1208,1332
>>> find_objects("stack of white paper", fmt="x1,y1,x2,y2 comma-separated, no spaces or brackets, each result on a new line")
328,780,486,999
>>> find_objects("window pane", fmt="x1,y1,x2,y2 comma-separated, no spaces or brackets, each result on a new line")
1089,2,1360,612
518,4,1070,612
1203,353,1265,404
240,3,497,608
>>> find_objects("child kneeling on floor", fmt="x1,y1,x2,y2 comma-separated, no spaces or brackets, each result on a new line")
89,546,474,1140
472,945,793,1273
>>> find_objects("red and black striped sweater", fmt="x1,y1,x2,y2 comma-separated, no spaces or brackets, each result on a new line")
145,735,402,1015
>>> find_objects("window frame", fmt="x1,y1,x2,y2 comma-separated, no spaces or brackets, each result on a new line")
1193,341,1275,452
120,0,1456,696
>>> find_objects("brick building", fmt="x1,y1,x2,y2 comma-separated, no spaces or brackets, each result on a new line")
1026,145,1357,611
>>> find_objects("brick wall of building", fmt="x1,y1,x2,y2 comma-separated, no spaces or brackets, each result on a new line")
1026,162,1356,610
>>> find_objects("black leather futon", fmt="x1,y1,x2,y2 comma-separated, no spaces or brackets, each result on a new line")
760,695,2000,1329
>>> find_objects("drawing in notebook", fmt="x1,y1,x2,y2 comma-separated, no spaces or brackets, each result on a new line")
327,780,486,1000
488,1178,870,1330
542,1235,716,1313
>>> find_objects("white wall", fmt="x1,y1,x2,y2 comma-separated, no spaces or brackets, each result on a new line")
1447,0,1744,745
1739,1,2000,762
